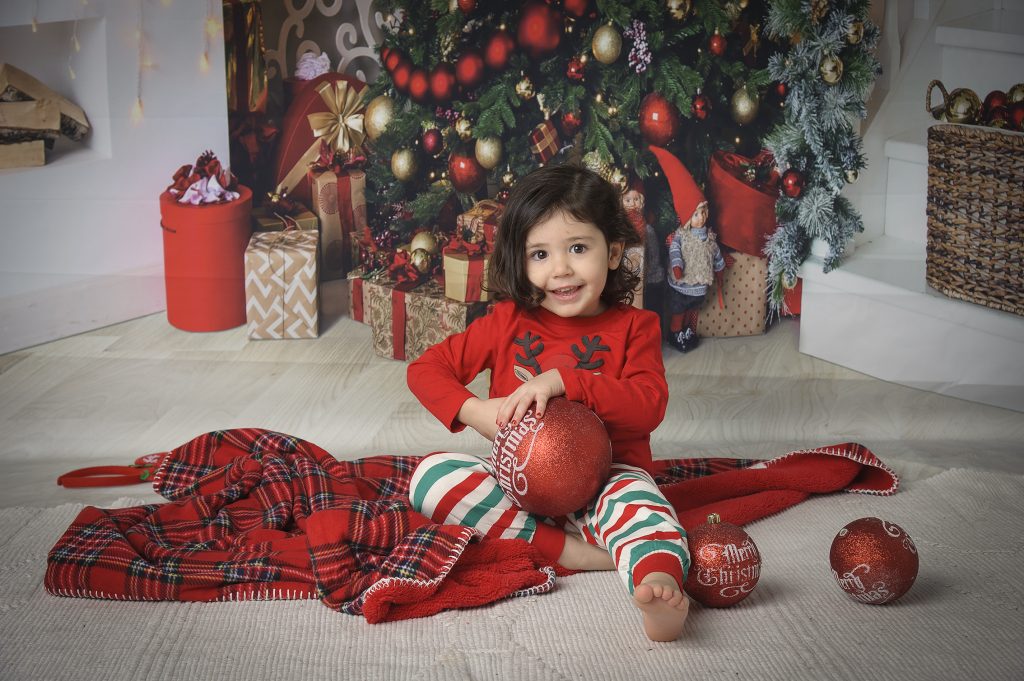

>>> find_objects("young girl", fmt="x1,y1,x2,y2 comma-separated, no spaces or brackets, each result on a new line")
407,165,691,642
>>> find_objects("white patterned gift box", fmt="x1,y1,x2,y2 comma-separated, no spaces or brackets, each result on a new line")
244,230,320,339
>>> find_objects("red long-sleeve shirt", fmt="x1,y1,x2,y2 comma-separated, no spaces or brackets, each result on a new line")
407,301,669,472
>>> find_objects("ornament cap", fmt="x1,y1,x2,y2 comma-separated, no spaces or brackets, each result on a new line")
708,512,721,524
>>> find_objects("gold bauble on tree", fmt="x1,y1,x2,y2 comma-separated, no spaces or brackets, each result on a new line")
592,23,622,64
845,168,859,183
501,170,517,188
665,0,692,21
846,20,864,45
731,87,760,125
516,76,535,100
410,230,439,255
364,94,395,141
410,248,433,274
391,148,418,181
819,54,843,85
474,136,503,170
455,117,474,140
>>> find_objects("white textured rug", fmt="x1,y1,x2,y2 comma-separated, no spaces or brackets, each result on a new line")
2,468,1022,681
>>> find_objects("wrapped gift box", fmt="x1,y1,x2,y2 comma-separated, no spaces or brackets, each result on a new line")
310,168,367,280
252,205,318,233
696,250,768,337
244,230,319,339
443,251,491,302
456,199,503,251
365,278,489,361
346,268,377,325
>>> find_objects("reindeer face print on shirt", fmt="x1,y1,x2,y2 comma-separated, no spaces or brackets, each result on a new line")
524,211,624,319
512,331,611,382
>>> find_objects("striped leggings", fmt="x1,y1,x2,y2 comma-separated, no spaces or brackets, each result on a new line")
409,452,690,593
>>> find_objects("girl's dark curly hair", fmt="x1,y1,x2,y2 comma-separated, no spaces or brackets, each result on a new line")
487,164,641,308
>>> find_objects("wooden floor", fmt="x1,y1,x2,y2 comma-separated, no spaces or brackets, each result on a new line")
1,279,1021,509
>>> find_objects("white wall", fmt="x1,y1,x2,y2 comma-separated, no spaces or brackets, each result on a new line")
0,0,231,354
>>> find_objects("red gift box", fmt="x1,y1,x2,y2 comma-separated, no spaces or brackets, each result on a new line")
706,150,779,257
272,72,367,207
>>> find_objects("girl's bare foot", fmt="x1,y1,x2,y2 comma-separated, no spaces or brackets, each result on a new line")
557,533,614,571
634,572,689,642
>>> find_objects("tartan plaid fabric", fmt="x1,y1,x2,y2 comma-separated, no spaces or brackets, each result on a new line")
45,430,897,622
529,120,559,163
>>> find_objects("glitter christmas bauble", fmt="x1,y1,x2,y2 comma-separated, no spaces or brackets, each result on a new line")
409,230,439,255
639,92,681,146
391,148,418,182
592,24,622,64
515,76,536,100
410,247,432,274
781,168,805,198
830,517,919,605
567,56,586,81
709,30,727,57
490,397,612,517
364,95,395,141
819,54,843,85
846,20,864,45
944,88,981,124
684,513,762,608
448,149,486,193
422,127,444,156
731,87,759,125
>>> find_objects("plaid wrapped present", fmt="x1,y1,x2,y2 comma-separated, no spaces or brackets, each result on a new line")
365,278,489,361
244,230,319,339
696,250,768,337
456,199,503,251
529,120,559,164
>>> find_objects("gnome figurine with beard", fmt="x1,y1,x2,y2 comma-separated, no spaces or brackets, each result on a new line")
649,145,725,353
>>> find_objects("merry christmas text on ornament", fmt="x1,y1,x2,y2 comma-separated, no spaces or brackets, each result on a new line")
491,411,543,501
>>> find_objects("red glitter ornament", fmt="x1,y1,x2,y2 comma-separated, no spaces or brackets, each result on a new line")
560,110,582,137
517,0,562,58
564,0,589,18
1009,101,1024,130
983,89,1007,117
422,128,444,156
691,92,711,121
408,68,430,103
566,56,585,81
455,49,485,89
781,168,805,198
775,81,788,99
391,60,412,93
709,30,727,57
639,92,681,146
490,397,612,517
448,149,486,194
429,63,456,104
484,30,516,72
684,513,762,608
829,517,919,605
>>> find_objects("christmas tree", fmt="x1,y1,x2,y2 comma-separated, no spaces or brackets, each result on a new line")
358,0,879,312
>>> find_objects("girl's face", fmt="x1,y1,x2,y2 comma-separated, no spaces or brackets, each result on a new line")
524,210,624,318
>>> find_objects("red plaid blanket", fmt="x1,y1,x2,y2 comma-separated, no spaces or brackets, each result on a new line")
45,429,897,622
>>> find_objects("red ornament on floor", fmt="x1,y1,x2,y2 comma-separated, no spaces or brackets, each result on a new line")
830,517,919,605
684,513,762,607
490,398,612,517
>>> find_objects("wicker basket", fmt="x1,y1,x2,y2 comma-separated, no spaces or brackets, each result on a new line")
926,124,1024,317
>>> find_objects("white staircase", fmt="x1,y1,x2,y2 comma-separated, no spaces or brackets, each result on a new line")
798,0,1024,412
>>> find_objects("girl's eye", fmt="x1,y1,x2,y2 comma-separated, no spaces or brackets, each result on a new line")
570,244,587,254
529,250,547,261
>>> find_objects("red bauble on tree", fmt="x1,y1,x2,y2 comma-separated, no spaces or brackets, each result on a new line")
775,82,788,99
429,62,456,103
684,513,762,608
484,29,516,72
455,49,485,89
517,0,562,58
639,92,681,146
566,56,585,81
829,517,919,605
408,68,430,103
691,91,711,121
384,49,403,73
457,0,476,13
490,397,612,517
781,168,805,198
560,110,582,137
422,128,444,156
709,29,727,57
392,60,412,93
448,148,486,193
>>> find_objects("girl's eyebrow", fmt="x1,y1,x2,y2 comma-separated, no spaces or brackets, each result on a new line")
526,234,596,249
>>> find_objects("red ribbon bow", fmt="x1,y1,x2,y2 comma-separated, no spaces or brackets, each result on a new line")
443,233,486,257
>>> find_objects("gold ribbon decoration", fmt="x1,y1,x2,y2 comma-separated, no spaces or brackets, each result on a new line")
276,80,366,196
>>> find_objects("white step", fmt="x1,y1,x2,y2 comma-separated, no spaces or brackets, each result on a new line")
882,129,928,245
798,235,1024,413
935,9,1024,97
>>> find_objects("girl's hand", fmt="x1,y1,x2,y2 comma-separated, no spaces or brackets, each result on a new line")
457,397,505,441
496,369,565,430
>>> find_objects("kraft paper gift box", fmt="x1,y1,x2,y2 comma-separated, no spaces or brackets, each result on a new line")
696,250,768,338
309,168,367,281
455,199,503,251
252,205,319,233
365,278,489,361
442,250,491,302
244,230,320,339
346,268,380,326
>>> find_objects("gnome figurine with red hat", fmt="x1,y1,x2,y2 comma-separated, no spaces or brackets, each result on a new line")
649,145,725,353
